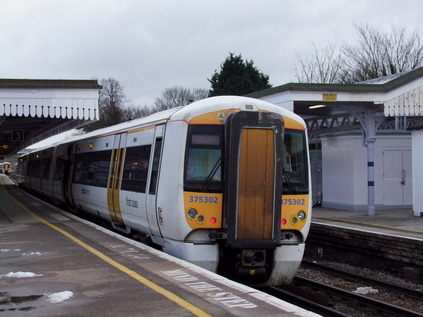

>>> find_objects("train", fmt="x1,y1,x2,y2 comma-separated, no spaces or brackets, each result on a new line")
1,162,11,175
16,96,311,285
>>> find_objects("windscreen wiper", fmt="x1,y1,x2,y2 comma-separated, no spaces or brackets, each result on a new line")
202,157,222,191
283,171,296,194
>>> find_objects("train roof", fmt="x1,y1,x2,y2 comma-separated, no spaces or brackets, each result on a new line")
171,95,305,125
22,96,305,155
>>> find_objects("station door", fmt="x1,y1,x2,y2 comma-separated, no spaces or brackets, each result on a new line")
383,147,412,206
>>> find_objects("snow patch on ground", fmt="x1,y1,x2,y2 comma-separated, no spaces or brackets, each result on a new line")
47,291,74,304
22,252,43,256
353,286,379,295
2,271,42,278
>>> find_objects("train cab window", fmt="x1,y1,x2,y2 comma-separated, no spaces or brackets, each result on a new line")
184,125,224,193
121,145,151,193
283,130,309,194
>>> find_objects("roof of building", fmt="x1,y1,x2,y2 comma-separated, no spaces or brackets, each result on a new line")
247,66,423,98
0,79,101,156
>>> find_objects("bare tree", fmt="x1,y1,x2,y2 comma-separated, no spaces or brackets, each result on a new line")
293,43,344,83
99,78,128,125
124,104,152,120
152,86,208,112
82,78,131,132
342,24,423,82
83,82,209,133
293,23,423,84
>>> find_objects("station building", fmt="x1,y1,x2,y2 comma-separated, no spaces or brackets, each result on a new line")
248,67,423,216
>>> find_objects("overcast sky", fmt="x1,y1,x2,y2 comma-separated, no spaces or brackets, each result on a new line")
1,0,422,108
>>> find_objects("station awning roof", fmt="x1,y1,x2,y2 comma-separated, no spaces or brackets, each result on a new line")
248,66,423,118
383,85,423,116
246,66,423,138
0,79,101,157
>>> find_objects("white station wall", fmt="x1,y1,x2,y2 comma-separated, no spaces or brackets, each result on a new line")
321,134,412,210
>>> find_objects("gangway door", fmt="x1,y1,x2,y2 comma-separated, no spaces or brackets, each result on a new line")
224,111,283,248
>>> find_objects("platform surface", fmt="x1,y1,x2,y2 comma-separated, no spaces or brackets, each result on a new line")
312,206,423,240
0,174,319,316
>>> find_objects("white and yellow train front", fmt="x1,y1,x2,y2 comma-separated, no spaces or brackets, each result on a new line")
152,96,311,285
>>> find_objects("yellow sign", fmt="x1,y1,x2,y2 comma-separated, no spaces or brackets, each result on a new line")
322,93,337,102
217,112,225,124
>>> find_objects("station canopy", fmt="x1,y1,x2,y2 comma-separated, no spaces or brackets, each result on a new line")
0,79,101,156
247,66,423,139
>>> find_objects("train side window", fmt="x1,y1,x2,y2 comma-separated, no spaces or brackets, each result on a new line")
149,138,162,195
28,155,41,178
74,150,112,188
27,158,36,177
121,145,151,193
41,157,52,180
53,156,66,181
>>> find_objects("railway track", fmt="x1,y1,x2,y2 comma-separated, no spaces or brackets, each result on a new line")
301,260,423,301
262,261,423,316
295,276,421,316
263,276,422,316
262,285,348,317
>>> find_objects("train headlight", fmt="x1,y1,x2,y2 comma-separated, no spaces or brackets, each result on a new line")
297,210,306,221
187,208,198,219
291,216,298,224
197,215,204,222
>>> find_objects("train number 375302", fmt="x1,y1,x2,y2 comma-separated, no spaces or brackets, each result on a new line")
188,196,219,203
282,198,305,206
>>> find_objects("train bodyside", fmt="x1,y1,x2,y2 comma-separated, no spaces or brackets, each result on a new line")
17,96,311,285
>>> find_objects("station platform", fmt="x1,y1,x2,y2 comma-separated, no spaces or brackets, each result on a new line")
311,207,423,240
0,174,319,317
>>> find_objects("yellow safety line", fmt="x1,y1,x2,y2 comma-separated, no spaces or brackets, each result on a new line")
3,183,212,317
313,216,423,234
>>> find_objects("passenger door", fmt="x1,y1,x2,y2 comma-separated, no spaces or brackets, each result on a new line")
146,125,165,237
107,133,127,224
